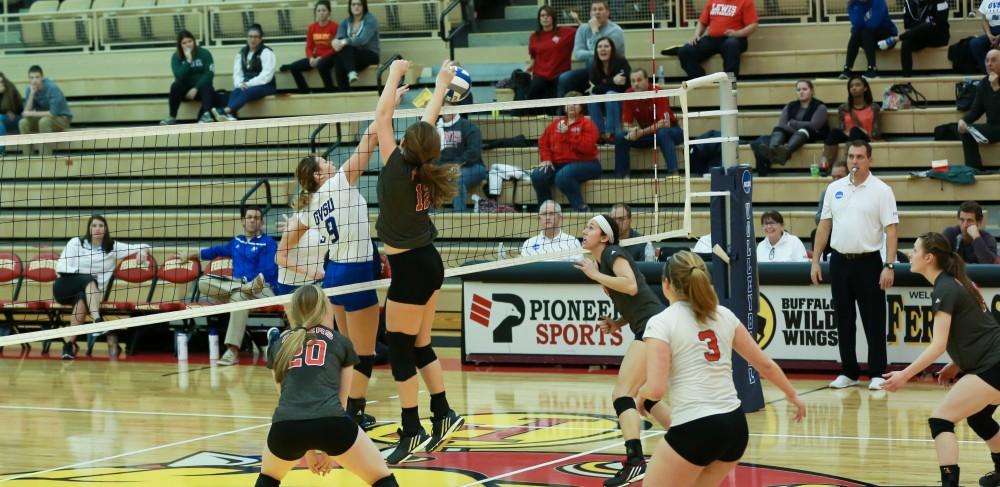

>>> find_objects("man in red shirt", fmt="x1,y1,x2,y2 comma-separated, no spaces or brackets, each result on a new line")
614,68,683,177
671,0,759,78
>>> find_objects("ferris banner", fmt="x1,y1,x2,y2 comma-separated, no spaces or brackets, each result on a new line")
463,280,1000,366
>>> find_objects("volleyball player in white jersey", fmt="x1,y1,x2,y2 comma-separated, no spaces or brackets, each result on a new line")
576,214,671,486
287,89,406,429
637,251,806,486
274,215,325,296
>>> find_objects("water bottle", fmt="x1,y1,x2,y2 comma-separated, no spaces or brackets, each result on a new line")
496,242,506,260
208,328,220,361
471,194,481,213
175,331,188,361
656,65,665,82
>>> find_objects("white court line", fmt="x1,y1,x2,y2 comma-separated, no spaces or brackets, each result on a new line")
0,422,270,483
457,430,662,487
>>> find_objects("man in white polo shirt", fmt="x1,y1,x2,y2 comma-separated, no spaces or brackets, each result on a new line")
520,200,582,262
810,140,899,391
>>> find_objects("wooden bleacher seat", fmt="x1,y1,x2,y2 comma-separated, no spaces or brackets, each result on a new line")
20,0,60,47
0,179,298,209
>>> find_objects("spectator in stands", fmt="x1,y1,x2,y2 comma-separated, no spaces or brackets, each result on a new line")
673,0,759,79
557,1,625,97
819,75,880,171
280,0,339,93
840,0,897,79
753,79,829,176
815,159,850,224
876,0,949,78
54,215,151,360
184,206,278,366
614,68,682,177
331,0,380,91
212,24,276,122
526,5,577,102
958,49,1000,170
941,201,998,264
162,31,215,125
611,203,655,261
758,210,809,262
0,72,23,140
971,0,1000,74
521,200,582,262
19,65,71,156
587,37,629,143
531,92,601,212
438,102,486,211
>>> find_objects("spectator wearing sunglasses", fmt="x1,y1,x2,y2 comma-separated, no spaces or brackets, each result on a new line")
757,210,808,262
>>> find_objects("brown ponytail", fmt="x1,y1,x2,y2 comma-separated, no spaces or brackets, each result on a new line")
401,121,456,207
293,155,323,210
663,250,719,324
272,284,328,382
918,232,985,309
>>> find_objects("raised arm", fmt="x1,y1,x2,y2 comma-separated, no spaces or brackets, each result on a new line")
421,60,457,126
275,217,307,273
374,59,410,164
575,255,639,296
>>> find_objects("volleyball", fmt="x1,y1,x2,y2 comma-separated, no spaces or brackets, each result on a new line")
446,66,472,103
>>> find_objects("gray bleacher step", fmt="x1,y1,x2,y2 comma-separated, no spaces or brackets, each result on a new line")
468,31,529,47
475,18,537,32
505,5,539,20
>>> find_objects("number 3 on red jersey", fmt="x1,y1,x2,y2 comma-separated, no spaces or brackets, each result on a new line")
415,183,432,212
698,330,721,362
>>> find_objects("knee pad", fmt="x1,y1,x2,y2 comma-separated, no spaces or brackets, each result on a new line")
613,396,636,417
372,474,398,487
387,332,417,382
967,407,1000,441
929,417,956,439
254,474,281,487
644,399,660,413
414,345,437,369
355,354,374,379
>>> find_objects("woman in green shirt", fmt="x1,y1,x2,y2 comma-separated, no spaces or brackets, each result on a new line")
162,30,215,125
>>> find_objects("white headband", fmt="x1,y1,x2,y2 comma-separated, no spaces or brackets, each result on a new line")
592,215,615,243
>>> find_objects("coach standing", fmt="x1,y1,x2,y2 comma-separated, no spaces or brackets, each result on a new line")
810,140,898,391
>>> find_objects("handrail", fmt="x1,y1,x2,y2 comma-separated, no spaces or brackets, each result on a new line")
308,122,343,158
240,179,273,216
375,53,402,94
438,0,471,60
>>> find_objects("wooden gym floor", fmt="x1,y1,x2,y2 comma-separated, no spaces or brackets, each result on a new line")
0,339,986,486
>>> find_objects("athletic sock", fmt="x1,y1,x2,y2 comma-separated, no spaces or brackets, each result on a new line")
940,464,960,487
347,397,366,417
430,391,450,420
992,451,1000,472
401,406,421,435
254,474,280,487
624,439,643,462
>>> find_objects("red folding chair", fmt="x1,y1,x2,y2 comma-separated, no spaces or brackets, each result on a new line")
0,252,25,353
6,253,61,354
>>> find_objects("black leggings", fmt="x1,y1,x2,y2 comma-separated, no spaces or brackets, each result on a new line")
284,54,338,92
332,46,379,91
845,26,894,71
168,80,215,119
266,416,360,461
898,22,949,77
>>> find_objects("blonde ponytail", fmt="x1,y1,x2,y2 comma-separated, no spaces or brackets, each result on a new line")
272,284,328,382
663,251,719,325
293,155,324,210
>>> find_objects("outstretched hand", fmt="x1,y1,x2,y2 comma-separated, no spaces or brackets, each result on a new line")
394,84,409,108
389,59,411,77
436,60,457,88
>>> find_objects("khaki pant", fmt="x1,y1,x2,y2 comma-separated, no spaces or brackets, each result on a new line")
197,275,274,348
19,115,71,156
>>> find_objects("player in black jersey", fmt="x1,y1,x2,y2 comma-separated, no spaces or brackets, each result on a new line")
373,58,465,465
576,214,673,486
255,285,397,487
882,232,1000,487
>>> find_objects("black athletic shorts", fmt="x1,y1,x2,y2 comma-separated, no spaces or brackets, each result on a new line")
977,359,1000,392
266,416,360,461
665,408,748,467
52,273,97,306
632,326,645,341
386,244,444,305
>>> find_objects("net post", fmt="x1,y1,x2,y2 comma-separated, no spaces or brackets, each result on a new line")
718,73,738,168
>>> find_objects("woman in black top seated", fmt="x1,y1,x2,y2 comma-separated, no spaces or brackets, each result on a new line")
752,79,829,176
882,232,1000,487
373,58,465,465
256,285,396,487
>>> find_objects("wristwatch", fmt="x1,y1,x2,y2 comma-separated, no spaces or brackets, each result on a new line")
884,263,895,270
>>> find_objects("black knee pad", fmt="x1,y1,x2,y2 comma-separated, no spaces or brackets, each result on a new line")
254,474,281,487
929,417,956,439
644,399,660,413
372,474,398,487
968,407,1000,441
613,396,636,417
387,332,417,382
414,345,437,369
356,354,374,379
